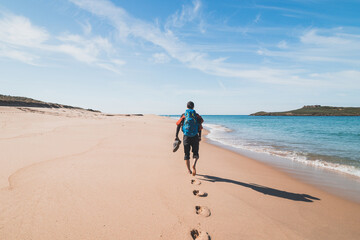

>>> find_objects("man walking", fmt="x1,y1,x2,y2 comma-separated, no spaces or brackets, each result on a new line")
175,101,203,176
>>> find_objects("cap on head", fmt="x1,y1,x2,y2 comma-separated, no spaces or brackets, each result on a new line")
187,101,194,109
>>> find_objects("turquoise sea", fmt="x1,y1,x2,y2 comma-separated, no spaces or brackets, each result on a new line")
202,115,360,178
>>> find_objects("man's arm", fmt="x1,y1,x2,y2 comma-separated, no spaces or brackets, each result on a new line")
197,114,203,141
175,124,181,139
175,114,185,140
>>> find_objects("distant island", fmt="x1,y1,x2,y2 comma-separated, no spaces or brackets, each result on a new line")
0,94,100,112
251,105,360,116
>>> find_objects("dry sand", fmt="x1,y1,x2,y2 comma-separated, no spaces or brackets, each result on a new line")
0,107,359,240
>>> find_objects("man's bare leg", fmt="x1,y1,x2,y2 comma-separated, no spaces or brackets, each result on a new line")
185,159,192,174
192,157,199,176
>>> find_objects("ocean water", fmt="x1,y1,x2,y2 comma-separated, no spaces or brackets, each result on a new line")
201,115,360,179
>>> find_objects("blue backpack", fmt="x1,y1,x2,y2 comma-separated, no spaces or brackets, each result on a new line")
182,109,199,137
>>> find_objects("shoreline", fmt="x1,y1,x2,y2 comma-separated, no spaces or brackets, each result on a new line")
174,115,360,203
202,118,360,180
170,115,360,181
1,108,359,239
204,136,360,204
201,119,360,204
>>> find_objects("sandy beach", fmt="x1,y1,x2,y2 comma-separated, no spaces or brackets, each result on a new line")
1,107,360,240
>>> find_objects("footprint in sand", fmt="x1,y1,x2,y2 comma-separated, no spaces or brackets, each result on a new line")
190,229,211,240
195,206,211,217
193,190,208,197
191,179,201,185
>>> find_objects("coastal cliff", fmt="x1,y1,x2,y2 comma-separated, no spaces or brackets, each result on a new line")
251,105,360,116
0,94,100,112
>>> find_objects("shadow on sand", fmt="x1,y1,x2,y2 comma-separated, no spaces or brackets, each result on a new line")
197,174,320,202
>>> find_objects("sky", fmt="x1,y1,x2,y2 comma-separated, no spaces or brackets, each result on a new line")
0,0,360,114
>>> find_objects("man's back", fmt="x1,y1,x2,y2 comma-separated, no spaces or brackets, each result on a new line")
175,101,203,176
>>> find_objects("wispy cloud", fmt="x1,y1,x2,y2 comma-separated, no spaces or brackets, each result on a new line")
277,40,288,49
79,20,92,35
151,52,170,64
0,43,40,65
55,34,113,63
0,11,125,72
0,12,47,65
1,1,359,90
253,14,261,24
300,29,352,45
68,0,303,84
259,28,360,65
66,0,360,89
254,4,321,17
0,12,49,47
308,70,360,90
165,0,202,29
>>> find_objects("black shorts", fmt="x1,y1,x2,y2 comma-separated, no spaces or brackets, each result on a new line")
183,135,199,160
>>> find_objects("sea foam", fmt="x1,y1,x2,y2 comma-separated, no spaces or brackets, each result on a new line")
204,123,360,179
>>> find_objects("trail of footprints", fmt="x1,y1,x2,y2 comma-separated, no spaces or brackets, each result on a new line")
190,179,211,240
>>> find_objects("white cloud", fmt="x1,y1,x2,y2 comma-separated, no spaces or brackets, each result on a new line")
0,43,39,65
277,40,288,49
257,49,264,55
0,11,125,72
80,20,92,35
307,70,360,89
70,0,286,81
301,29,351,45
254,14,261,24
70,0,205,65
55,34,114,63
52,34,125,72
111,59,126,66
254,4,321,18
259,28,360,66
166,0,202,28
151,53,170,64
2,1,358,90
67,0,360,88
0,12,47,65
0,12,49,47
217,80,226,91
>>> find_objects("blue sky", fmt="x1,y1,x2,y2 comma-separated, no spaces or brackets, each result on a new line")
0,0,359,114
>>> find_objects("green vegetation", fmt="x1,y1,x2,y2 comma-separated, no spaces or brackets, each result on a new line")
0,94,100,112
251,105,360,116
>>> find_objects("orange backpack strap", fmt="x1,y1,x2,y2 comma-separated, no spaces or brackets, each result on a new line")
176,114,185,126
